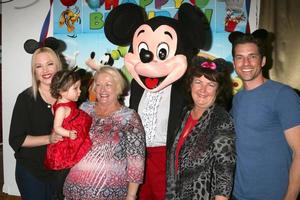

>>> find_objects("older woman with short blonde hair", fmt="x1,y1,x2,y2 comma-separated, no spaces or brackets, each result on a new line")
64,66,146,200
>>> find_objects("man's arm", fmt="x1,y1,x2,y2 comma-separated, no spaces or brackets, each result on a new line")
284,125,300,200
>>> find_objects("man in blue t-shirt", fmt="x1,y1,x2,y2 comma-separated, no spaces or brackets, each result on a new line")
229,29,300,200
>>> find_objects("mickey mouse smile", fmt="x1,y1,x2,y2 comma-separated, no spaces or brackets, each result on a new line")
139,75,166,89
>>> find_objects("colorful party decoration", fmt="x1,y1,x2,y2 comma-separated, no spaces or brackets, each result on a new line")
60,0,77,7
59,6,81,34
86,0,104,10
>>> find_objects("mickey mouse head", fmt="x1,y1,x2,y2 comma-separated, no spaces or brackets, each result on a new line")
104,3,211,92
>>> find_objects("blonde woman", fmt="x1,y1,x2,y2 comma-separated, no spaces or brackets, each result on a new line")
9,46,63,200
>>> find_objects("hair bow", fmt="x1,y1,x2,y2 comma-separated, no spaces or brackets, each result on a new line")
201,61,216,70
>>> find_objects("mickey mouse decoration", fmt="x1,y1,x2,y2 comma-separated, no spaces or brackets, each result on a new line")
85,51,114,71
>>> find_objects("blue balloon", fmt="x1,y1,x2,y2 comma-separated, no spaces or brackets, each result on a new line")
86,0,103,10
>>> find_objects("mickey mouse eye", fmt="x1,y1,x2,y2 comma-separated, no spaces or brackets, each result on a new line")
157,43,169,60
138,42,149,54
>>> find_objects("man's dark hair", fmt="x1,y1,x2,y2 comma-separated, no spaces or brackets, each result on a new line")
229,29,269,57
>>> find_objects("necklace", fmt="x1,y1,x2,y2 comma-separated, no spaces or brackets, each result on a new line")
39,87,56,108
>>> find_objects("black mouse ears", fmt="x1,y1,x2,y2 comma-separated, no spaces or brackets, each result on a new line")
177,3,212,51
213,58,234,74
24,37,66,54
104,3,147,46
228,29,269,44
104,3,211,50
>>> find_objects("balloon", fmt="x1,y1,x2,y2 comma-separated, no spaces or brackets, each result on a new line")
60,0,77,7
86,0,104,10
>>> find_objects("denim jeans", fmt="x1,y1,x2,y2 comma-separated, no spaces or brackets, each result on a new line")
15,163,56,200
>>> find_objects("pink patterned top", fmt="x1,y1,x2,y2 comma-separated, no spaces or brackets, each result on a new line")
63,102,145,200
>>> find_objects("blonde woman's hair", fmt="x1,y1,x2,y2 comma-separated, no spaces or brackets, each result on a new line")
93,66,128,103
31,47,62,99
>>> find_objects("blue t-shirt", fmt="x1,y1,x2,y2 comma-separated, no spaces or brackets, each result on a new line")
231,80,300,200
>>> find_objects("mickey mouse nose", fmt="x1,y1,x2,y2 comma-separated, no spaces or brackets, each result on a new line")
140,49,153,63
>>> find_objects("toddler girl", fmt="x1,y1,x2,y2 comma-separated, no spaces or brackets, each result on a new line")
44,69,92,199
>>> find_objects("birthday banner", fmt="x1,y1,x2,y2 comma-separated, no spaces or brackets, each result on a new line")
53,0,258,80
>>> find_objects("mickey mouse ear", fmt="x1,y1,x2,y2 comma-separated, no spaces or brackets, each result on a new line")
228,31,244,44
252,29,268,40
214,58,234,74
104,3,147,46
24,37,66,54
44,37,66,53
178,3,212,50
24,39,40,54
44,37,59,50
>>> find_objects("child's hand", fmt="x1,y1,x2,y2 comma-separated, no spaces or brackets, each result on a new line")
69,130,77,140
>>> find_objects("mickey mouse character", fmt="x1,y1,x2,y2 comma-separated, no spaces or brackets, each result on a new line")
104,3,211,199
85,51,114,71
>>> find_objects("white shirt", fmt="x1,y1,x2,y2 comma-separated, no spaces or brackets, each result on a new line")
138,85,172,147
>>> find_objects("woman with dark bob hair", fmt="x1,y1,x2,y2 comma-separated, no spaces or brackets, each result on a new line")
166,56,236,200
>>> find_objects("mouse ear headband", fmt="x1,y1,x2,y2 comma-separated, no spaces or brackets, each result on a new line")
212,58,234,74
228,29,268,44
23,37,66,54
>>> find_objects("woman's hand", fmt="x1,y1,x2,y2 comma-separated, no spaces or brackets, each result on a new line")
49,133,63,144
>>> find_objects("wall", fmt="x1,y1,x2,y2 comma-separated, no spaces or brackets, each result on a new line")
2,0,52,195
